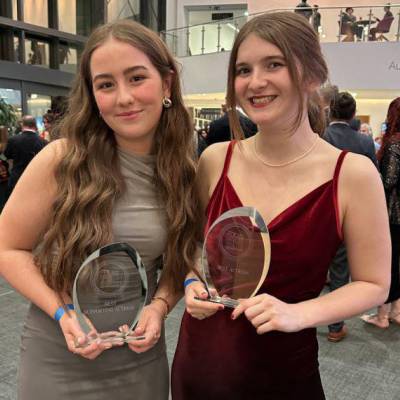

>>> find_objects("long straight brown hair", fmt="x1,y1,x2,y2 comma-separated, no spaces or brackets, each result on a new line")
35,20,199,296
226,12,329,139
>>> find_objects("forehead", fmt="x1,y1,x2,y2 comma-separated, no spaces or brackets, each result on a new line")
90,37,155,76
236,34,283,63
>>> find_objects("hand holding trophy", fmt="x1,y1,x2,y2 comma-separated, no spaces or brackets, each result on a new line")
196,206,271,308
72,242,148,347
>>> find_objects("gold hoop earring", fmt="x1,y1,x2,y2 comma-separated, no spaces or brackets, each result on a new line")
162,97,172,109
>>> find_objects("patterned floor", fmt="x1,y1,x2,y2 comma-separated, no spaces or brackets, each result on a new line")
1,277,399,400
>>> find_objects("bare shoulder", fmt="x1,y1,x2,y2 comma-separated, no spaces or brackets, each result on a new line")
198,141,230,183
340,151,380,185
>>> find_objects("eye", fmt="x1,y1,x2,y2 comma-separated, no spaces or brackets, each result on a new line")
96,81,113,90
130,75,146,83
235,66,250,76
267,61,285,70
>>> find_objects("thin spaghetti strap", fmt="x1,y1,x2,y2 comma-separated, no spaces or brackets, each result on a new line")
221,141,236,177
333,150,348,183
333,150,348,240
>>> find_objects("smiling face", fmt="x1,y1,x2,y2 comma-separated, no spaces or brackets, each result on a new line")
234,34,302,131
90,37,171,153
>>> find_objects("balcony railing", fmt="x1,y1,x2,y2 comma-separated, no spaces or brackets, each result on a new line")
160,4,400,58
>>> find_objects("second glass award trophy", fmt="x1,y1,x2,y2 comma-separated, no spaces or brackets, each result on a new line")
72,242,148,346
200,206,271,308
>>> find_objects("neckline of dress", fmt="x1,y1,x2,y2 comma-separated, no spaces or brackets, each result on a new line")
224,176,333,228
118,147,156,163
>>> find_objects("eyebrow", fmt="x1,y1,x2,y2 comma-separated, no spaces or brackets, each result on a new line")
235,55,285,68
92,65,148,82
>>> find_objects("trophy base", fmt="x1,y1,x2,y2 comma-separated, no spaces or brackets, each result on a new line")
194,295,239,308
75,332,145,347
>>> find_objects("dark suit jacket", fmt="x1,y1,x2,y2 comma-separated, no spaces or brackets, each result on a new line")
206,113,257,146
4,130,47,192
323,122,378,167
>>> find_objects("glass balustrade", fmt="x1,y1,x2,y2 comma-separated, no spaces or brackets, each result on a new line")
161,5,400,57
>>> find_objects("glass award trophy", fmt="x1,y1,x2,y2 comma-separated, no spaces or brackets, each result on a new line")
72,242,148,346
200,206,271,308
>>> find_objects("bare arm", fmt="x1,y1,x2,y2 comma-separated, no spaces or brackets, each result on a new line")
0,141,63,316
297,154,390,329
0,141,112,358
232,154,391,332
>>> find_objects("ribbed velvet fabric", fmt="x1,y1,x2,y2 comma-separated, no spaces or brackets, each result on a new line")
172,142,347,400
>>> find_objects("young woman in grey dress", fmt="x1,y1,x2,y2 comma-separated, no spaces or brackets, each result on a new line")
0,20,198,400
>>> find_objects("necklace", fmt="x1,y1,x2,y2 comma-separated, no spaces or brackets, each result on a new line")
253,133,319,167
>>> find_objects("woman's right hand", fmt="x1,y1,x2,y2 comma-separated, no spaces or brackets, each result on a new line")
58,311,115,360
184,279,224,320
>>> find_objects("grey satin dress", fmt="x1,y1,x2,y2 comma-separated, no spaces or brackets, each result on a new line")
18,149,169,400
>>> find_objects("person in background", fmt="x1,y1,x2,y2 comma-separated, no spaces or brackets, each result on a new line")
340,7,357,42
360,122,380,152
0,19,199,400
206,103,257,145
0,126,9,213
172,12,390,399
295,0,313,20
40,112,55,142
312,5,321,33
3,115,47,199
323,91,377,342
361,97,400,327
196,128,208,157
360,122,373,136
369,5,394,41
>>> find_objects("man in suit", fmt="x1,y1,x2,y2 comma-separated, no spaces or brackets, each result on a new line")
4,115,47,199
323,92,377,342
206,104,257,146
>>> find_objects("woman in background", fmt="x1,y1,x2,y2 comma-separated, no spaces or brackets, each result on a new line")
362,97,400,327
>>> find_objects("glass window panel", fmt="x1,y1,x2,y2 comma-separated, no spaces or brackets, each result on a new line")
107,0,140,22
57,0,76,34
59,45,78,73
23,0,48,27
27,94,51,133
25,38,49,68
12,0,18,20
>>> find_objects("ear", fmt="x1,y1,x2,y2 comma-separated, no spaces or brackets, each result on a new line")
162,70,173,99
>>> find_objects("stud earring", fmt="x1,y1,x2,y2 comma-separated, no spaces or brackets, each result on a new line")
162,97,172,109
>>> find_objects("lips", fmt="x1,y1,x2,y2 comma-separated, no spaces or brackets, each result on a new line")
116,110,142,117
249,95,277,106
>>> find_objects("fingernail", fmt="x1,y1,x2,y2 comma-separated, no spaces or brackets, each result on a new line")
219,305,224,310
231,313,235,320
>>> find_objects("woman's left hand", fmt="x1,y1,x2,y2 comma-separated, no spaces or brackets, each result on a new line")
231,294,304,334
126,303,164,353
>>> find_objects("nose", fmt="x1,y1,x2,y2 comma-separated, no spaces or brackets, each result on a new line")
116,82,134,107
248,68,268,92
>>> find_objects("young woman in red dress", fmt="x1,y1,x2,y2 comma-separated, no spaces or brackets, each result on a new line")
172,12,390,400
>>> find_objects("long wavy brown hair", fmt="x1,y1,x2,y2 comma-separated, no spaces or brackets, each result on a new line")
35,20,199,296
226,12,329,139
377,97,400,161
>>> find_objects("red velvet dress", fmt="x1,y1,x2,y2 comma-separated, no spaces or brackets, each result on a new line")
172,142,347,400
